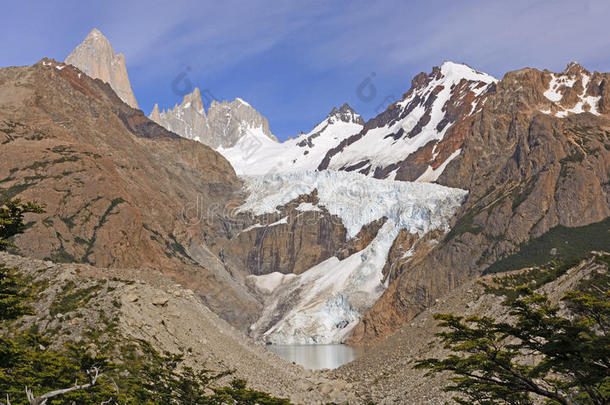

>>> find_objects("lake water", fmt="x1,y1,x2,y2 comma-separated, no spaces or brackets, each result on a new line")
267,344,363,370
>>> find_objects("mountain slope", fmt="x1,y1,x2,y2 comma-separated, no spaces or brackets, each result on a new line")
0,58,261,330
0,252,361,405
334,253,608,403
65,28,139,109
319,62,497,181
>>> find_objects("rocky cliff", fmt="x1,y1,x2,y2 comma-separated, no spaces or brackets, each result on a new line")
65,29,139,109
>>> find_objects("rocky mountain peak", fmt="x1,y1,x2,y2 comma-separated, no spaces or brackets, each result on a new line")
318,61,498,179
149,103,161,122
65,28,138,109
327,103,364,125
180,87,205,114
563,61,589,76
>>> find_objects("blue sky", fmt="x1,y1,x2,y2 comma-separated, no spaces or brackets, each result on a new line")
2,0,610,141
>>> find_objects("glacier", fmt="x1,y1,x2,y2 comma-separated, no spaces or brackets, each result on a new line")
242,170,468,344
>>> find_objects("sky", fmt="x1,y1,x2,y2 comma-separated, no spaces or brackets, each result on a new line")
2,0,610,141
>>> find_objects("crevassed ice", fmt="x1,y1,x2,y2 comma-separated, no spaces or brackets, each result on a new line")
239,170,468,239
242,170,468,344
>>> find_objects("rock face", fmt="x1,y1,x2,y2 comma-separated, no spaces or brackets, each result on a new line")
0,58,260,330
347,62,610,345
65,28,138,109
149,90,278,149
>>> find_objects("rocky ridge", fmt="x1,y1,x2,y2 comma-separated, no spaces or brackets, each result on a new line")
150,89,278,149
218,103,365,175
0,58,262,331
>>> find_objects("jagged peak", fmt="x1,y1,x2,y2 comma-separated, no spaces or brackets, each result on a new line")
150,103,161,121
87,28,104,38
327,103,364,125
77,28,113,51
562,61,589,76
65,28,138,109
179,87,204,113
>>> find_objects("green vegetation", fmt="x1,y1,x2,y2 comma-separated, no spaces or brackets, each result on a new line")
444,209,483,240
484,217,610,274
0,266,33,322
511,175,538,210
416,255,609,405
0,184,39,204
49,280,103,316
0,198,45,251
482,256,585,303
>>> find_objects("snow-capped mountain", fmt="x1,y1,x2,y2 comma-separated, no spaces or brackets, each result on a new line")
65,29,139,109
319,62,498,181
150,90,278,149
218,103,364,175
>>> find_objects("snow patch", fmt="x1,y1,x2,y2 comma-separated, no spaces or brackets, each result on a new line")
236,97,251,107
541,73,601,117
217,118,363,175
416,148,462,182
296,202,321,212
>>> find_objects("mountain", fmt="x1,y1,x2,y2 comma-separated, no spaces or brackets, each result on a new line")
319,62,497,181
218,103,365,175
65,28,139,109
149,89,278,149
347,62,610,344
0,58,262,330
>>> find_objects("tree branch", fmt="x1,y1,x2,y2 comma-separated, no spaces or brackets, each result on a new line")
25,367,100,405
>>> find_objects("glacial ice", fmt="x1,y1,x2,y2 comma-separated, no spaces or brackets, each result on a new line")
242,170,468,344
239,170,468,239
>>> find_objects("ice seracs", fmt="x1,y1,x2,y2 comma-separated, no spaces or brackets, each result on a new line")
242,170,468,343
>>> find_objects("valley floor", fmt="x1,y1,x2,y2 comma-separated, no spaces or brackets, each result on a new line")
2,251,606,404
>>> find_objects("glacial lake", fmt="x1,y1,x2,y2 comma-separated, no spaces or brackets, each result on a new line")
267,344,363,370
